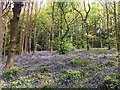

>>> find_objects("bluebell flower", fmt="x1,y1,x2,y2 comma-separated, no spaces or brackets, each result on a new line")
106,84,109,88
114,67,120,71
69,64,73,69
85,81,89,86
54,81,57,88
36,81,40,86
25,61,29,65
103,71,107,76
67,79,71,87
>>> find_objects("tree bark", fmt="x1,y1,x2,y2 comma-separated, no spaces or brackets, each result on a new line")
100,25,103,48
5,2,23,70
19,2,26,56
50,2,55,51
105,2,111,50
86,24,89,50
3,18,8,56
117,0,120,79
24,2,30,54
28,1,34,53
76,30,78,49
81,23,84,49
33,27,37,52
33,2,41,53
118,1,120,51
0,2,3,58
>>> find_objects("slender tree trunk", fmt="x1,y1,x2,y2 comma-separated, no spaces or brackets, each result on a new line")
114,0,119,51
105,2,111,50
19,2,26,56
76,30,78,49
60,10,63,36
117,0,120,79
100,29,103,48
99,23,102,48
33,28,37,52
86,25,89,50
50,2,55,51
28,1,34,53
41,30,44,50
93,21,97,48
33,25,38,53
25,2,30,53
118,1,120,51
3,19,8,56
81,23,84,49
91,22,94,48
33,21,37,53
33,1,41,53
58,10,63,50
0,2,3,57
92,38,94,48
71,34,73,43
5,2,23,70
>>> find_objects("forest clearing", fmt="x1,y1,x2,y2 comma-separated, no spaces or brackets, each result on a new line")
0,0,120,89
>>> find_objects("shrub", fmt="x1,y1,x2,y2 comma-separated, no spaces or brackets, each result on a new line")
54,38,75,54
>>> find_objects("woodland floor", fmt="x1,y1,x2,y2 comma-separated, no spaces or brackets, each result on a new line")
0,49,120,88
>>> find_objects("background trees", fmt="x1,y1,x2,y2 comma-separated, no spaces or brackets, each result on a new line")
0,0,120,69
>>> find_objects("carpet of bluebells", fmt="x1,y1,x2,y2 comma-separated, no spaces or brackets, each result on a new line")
0,50,120,89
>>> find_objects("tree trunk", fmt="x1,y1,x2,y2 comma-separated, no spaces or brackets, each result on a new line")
33,28,37,52
50,2,55,51
116,1,120,52
5,2,23,70
105,2,111,50
19,2,26,56
86,25,89,50
33,1,41,53
76,30,78,49
0,2,3,58
100,29,103,48
25,2,30,54
117,0,120,79
28,2,34,53
3,18,8,56
81,23,84,49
